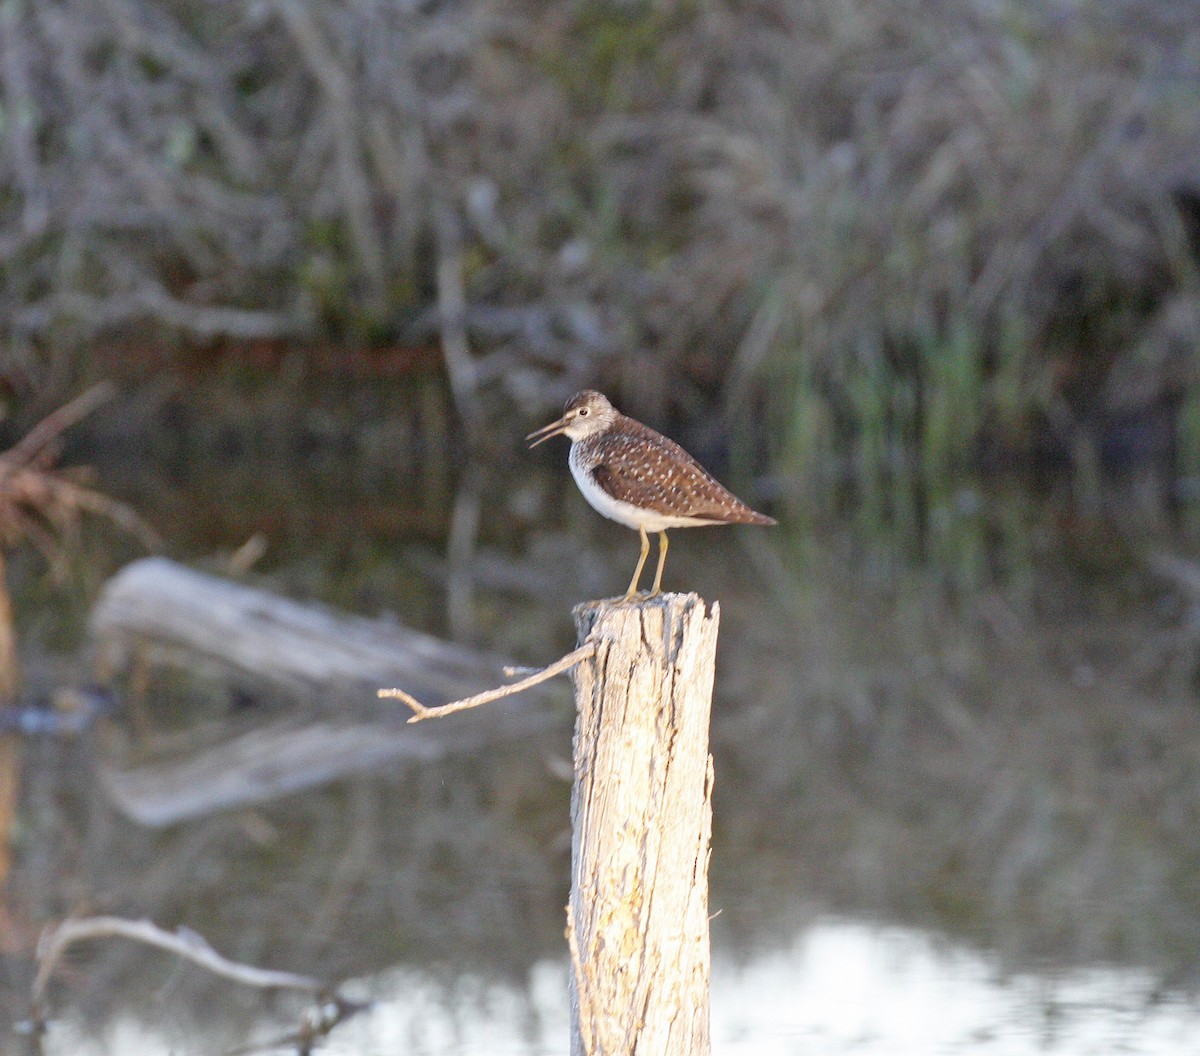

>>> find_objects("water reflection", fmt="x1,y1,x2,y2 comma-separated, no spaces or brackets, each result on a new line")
714,922,1200,1055
3,377,1200,1053
38,921,1200,1056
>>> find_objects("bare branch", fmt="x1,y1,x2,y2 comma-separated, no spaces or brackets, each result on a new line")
3,382,116,469
95,0,263,183
378,643,593,723
54,477,162,550
275,0,386,310
435,201,483,440
17,289,299,341
33,915,325,1006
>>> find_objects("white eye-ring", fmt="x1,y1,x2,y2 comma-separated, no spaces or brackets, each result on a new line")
578,407,589,416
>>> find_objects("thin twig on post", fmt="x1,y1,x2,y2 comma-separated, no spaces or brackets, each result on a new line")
378,643,593,723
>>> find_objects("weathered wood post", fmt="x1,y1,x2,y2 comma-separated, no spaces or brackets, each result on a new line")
567,592,718,1056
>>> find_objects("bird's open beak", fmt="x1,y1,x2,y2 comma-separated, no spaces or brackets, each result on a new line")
526,415,570,448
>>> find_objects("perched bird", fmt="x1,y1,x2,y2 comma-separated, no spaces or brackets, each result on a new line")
526,390,776,599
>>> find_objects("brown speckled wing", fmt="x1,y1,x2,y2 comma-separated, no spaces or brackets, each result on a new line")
587,420,768,523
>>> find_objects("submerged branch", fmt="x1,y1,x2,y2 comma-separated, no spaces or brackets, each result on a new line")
34,916,326,1004
31,915,368,1051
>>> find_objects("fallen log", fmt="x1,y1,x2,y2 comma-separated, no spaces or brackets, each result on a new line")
90,557,531,710
89,558,566,826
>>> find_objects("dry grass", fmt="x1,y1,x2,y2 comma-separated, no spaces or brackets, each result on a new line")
1,0,1197,505
0,384,158,698
661,1,1200,498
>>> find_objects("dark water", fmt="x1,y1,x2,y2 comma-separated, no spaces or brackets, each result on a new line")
3,374,1200,1054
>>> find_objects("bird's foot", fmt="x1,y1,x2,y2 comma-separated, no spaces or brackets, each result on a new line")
615,588,662,604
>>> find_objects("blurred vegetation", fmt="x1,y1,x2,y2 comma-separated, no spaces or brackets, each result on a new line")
4,5,1200,1043
1,0,1198,544
0,385,157,697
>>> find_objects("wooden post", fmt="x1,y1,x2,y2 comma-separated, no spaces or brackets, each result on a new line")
567,593,717,1056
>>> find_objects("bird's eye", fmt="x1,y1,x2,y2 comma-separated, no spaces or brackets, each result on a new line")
578,407,589,416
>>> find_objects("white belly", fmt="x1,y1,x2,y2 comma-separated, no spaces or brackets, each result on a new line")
568,443,723,532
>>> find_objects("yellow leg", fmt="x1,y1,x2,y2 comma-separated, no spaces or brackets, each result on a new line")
624,525,651,600
648,531,669,597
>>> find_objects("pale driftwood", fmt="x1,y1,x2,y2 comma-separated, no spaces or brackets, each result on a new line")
34,916,324,1004
88,558,565,825
568,594,717,1056
90,557,530,708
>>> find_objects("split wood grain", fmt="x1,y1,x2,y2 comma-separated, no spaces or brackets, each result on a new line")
568,593,717,1056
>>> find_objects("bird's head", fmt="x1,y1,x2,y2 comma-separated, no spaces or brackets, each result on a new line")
526,390,617,446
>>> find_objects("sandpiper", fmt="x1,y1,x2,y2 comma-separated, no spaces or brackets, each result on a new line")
527,390,775,599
